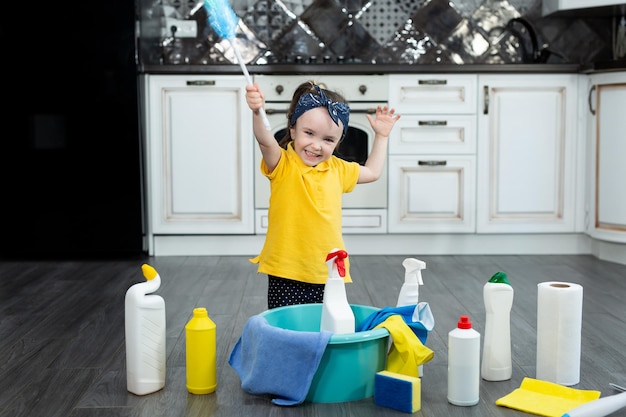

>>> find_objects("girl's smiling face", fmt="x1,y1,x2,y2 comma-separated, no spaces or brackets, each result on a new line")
289,107,344,166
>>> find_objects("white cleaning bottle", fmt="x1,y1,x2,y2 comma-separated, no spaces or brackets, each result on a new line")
448,315,480,406
320,249,355,334
125,264,166,395
562,390,626,417
396,258,425,307
481,271,514,381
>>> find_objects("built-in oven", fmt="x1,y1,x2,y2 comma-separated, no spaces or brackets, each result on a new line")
253,74,389,234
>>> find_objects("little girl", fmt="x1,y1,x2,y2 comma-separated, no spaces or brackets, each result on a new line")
246,80,400,309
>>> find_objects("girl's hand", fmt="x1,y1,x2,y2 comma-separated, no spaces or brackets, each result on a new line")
366,105,400,137
246,83,265,112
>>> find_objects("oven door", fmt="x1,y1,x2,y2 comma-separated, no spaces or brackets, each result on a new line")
252,76,388,234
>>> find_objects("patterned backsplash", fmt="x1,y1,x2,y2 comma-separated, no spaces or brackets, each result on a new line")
138,0,618,66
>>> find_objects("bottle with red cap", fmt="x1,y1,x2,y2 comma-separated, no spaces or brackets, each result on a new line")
447,315,480,406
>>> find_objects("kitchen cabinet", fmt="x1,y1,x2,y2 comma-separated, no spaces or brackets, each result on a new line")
388,74,477,233
142,75,254,255
585,71,626,243
476,74,579,233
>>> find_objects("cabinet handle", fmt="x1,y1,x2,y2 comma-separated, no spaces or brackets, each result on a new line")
352,108,379,114
266,108,378,115
186,80,216,86
483,85,489,114
588,85,596,116
418,160,447,166
418,120,447,126
418,79,447,85
264,108,287,115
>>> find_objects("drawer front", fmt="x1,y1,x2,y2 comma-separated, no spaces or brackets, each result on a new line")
255,74,389,102
255,209,387,234
389,74,477,114
389,114,476,155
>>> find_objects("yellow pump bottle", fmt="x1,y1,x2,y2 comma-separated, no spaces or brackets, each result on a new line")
185,307,217,394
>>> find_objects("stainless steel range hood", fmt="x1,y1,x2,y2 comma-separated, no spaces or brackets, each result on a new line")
543,0,626,16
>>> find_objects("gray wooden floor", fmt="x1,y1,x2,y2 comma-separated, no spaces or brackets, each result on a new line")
1,254,625,417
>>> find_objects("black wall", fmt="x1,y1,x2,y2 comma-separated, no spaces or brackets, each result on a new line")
1,1,144,258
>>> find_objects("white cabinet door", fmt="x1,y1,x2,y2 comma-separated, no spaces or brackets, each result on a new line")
476,74,579,233
388,155,476,233
587,72,626,243
143,75,254,236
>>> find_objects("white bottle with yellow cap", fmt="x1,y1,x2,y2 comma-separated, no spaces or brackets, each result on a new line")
125,264,166,395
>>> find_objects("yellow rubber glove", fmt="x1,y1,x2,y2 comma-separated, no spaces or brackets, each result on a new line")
375,315,434,377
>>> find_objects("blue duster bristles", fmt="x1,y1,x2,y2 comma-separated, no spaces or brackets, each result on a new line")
203,0,238,40
202,0,272,131
374,371,421,414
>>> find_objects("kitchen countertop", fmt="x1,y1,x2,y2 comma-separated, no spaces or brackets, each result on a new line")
580,59,626,73
139,63,585,75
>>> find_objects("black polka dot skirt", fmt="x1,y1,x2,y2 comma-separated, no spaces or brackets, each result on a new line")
267,275,324,309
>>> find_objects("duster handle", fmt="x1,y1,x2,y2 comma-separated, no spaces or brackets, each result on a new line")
230,41,271,131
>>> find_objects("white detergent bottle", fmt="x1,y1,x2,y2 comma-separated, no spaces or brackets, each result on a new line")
448,315,480,406
481,271,514,381
396,258,425,307
320,249,355,334
125,264,166,395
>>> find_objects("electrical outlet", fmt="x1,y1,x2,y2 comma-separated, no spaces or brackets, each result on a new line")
163,18,197,38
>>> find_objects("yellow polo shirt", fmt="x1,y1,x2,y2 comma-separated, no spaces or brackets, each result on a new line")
250,143,360,284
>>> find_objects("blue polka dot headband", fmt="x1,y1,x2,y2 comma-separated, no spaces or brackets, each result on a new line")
289,84,350,138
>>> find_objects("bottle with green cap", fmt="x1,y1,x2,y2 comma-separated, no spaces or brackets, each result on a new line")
481,271,514,381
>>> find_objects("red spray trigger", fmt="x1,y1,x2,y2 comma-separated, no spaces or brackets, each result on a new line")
326,250,348,277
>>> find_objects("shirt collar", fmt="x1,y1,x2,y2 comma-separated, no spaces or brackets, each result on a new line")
287,142,330,172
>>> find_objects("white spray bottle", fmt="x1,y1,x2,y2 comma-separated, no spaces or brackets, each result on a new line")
125,264,166,395
320,249,355,334
396,258,426,307
396,258,426,376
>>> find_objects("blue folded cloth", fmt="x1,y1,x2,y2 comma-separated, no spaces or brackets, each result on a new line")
228,314,332,406
356,302,434,343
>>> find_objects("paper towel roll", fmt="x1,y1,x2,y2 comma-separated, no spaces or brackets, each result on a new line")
536,281,583,386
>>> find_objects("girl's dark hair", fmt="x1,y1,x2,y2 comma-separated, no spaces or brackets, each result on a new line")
277,81,349,149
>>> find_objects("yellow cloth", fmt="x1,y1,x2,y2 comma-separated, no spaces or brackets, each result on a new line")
374,315,434,377
250,143,360,284
496,377,601,417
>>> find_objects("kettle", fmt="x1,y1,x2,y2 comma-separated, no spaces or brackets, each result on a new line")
505,17,553,63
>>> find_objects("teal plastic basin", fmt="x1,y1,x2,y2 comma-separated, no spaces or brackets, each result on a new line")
259,303,389,403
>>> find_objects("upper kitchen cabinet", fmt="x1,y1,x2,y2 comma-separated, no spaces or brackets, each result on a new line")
142,75,254,255
476,74,580,234
585,71,626,243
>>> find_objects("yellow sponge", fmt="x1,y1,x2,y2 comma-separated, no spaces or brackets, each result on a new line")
374,370,421,413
